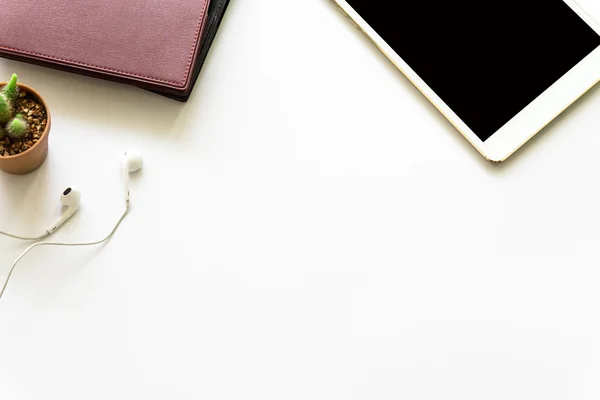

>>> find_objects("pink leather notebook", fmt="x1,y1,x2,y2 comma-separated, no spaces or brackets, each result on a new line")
0,0,211,99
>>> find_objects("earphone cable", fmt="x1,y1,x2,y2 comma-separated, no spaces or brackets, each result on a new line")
0,208,129,301
0,231,49,241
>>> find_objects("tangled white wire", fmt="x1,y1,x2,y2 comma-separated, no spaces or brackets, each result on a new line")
0,209,128,301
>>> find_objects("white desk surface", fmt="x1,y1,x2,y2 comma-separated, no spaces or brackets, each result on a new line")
2,1,600,399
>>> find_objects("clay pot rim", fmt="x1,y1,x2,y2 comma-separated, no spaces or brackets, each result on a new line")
0,82,50,161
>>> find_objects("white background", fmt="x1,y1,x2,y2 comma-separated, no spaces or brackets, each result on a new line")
1,0,600,398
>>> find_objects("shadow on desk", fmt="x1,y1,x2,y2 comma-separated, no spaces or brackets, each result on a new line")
0,60,205,141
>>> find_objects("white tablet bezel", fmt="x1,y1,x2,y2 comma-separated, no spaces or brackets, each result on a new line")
333,0,600,162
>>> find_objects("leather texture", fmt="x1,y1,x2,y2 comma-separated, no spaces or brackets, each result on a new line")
0,0,226,101
156,0,231,101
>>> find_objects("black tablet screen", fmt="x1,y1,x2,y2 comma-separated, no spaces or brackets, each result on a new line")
346,1,600,141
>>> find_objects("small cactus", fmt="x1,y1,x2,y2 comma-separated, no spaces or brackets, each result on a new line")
0,74,42,156
6,115,28,140
3,74,18,102
0,94,11,124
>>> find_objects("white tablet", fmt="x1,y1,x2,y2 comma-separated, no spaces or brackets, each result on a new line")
333,0,600,162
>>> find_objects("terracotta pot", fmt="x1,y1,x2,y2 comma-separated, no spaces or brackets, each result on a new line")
0,83,51,175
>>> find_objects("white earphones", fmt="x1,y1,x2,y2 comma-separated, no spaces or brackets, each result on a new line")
46,187,82,235
0,186,82,240
0,151,144,301
123,150,143,207
0,151,143,241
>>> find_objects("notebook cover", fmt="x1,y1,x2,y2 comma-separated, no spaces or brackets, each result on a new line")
0,0,220,100
155,0,230,101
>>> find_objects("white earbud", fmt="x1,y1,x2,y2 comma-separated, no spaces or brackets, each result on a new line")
1,152,146,301
46,187,82,235
122,151,143,206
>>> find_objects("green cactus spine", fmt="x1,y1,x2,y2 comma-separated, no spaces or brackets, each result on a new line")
0,94,11,125
6,115,28,140
3,74,18,102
